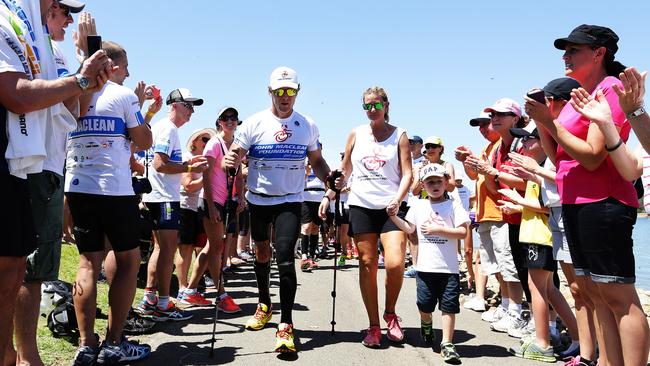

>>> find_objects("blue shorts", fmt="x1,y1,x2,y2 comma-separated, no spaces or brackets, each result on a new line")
145,202,181,230
416,272,460,314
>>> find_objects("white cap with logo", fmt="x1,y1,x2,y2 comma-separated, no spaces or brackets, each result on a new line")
269,66,299,90
420,163,449,181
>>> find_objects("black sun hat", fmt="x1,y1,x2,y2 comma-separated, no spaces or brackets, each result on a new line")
554,24,619,55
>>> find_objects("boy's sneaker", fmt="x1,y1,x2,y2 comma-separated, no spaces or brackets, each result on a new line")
135,298,156,316
274,323,296,353
218,295,242,313
118,337,151,363
245,303,272,330
403,265,417,278
509,338,556,363
124,309,156,335
152,302,193,322
179,291,212,307
481,306,506,322
203,274,216,288
440,342,461,364
337,255,346,267
463,295,486,312
300,259,312,272
383,312,404,342
362,325,381,348
96,342,123,365
72,345,98,366
420,321,434,344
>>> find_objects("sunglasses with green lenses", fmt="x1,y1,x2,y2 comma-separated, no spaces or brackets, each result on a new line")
362,102,384,111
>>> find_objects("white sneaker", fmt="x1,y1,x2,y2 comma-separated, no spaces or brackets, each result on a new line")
491,310,518,332
463,295,486,312
481,306,506,322
507,315,529,338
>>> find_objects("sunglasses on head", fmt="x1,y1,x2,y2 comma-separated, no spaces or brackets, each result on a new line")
424,143,441,149
489,111,516,119
362,102,384,111
272,88,297,97
201,136,211,143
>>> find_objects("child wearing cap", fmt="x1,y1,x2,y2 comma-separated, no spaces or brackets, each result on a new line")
389,163,469,364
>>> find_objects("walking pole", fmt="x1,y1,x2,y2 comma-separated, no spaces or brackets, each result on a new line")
326,170,343,335
210,168,237,357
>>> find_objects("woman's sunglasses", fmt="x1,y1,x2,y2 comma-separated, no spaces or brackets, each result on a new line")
362,102,384,111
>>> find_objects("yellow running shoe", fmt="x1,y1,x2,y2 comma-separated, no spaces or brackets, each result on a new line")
274,323,296,353
245,303,272,330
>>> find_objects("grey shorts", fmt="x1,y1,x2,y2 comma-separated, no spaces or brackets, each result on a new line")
25,171,64,282
549,206,572,264
477,221,519,282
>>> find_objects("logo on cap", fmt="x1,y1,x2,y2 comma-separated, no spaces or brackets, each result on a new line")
281,71,289,79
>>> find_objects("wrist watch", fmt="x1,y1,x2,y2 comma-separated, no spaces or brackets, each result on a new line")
493,171,500,182
74,74,90,90
626,106,646,120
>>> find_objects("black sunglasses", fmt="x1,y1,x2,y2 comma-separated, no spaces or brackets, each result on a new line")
58,3,71,17
489,111,516,119
219,115,239,122
201,137,210,143
424,143,441,149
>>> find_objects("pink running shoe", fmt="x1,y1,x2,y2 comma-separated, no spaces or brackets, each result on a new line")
383,312,404,342
362,325,381,348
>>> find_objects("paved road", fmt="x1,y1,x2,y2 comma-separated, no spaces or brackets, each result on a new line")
136,258,562,366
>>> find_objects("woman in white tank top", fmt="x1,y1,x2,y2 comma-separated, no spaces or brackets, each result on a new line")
320,86,412,347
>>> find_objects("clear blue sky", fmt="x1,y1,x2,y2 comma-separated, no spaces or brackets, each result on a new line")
60,1,650,169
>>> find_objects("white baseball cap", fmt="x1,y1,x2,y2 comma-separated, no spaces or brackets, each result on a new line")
269,66,299,90
420,163,449,181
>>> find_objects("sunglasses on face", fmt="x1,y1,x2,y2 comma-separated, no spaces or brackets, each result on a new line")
522,135,539,142
219,115,238,122
58,4,71,17
201,136,210,143
424,143,441,149
489,111,516,119
180,102,194,111
272,88,297,97
409,141,420,146
362,102,384,111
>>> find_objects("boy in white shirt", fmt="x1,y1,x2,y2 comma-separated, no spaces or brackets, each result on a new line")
389,163,469,364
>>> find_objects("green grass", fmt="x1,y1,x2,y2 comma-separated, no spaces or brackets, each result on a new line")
37,243,145,366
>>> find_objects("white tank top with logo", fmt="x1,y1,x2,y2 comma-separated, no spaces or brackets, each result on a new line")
347,124,405,210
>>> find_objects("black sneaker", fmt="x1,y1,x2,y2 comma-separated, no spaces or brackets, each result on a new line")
118,336,151,363
72,345,98,366
124,309,156,335
440,342,461,364
421,321,434,344
96,342,123,365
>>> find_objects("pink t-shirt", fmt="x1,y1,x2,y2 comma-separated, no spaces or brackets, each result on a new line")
200,136,227,205
555,76,638,207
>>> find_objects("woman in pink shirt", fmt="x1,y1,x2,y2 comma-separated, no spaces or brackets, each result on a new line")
526,25,649,366
183,107,243,314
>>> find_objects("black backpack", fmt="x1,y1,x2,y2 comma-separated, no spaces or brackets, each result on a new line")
43,280,77,337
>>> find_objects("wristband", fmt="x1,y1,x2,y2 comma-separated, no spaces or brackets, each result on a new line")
605,138,624,152
626,106,646,120
322,195,330,201
146,111,155,118
493,171,500,182
187,164,192,173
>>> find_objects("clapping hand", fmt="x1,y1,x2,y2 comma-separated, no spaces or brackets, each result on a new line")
569,88,613,127
613,67,647,114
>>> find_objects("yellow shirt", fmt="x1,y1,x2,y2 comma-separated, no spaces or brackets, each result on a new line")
519,180,552,246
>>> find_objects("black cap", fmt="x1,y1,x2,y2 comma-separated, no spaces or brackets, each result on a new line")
554,24,619,55
409,135,423,144
510,127,539,139
58,0,85,13
166,88,204,106
542,77,582,101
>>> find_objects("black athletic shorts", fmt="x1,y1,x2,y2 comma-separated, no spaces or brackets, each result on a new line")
1,172,37,257
562,197,636,283
301,201,322,225
248,201,301,242
145,201,181,230
179,208,206,246
66,192,140,253
348,202,408,236
522,243,556,272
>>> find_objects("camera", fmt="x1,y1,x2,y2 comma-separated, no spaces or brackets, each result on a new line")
131,176,152,194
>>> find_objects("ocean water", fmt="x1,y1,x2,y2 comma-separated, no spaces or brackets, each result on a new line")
633,216,650,290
